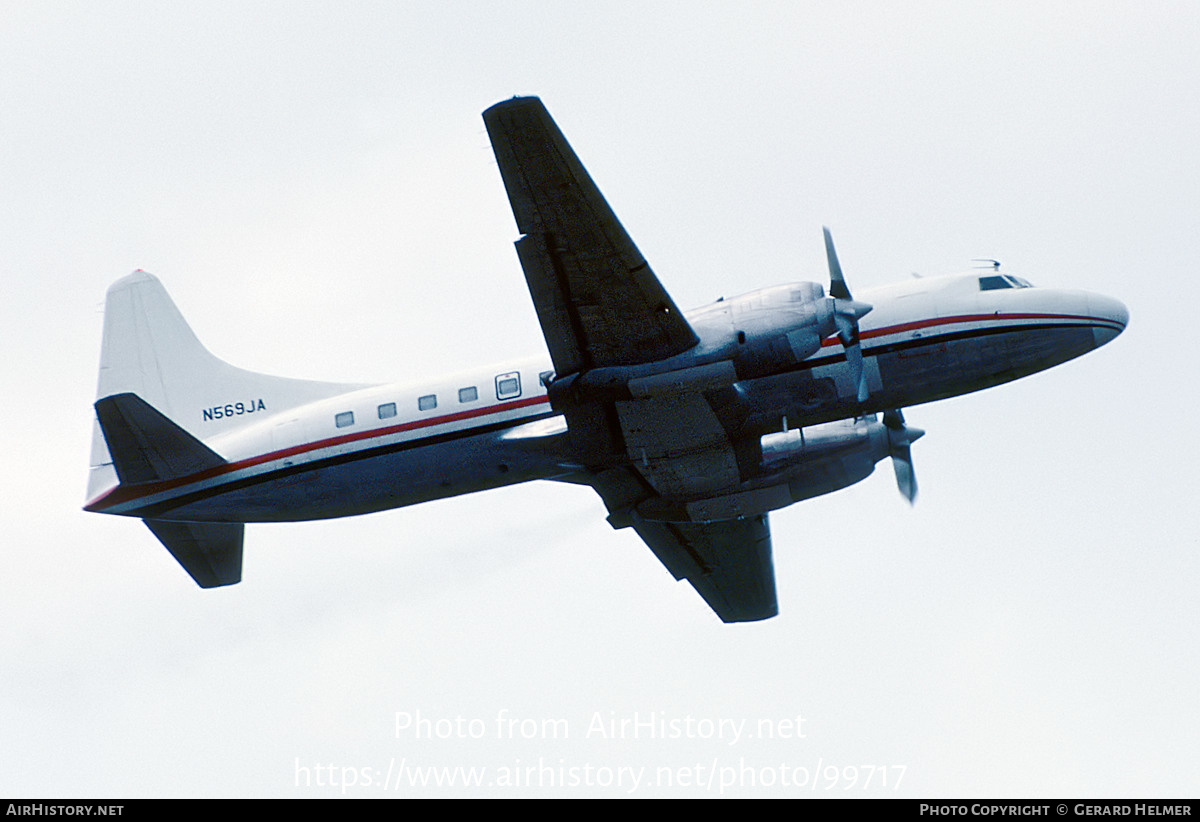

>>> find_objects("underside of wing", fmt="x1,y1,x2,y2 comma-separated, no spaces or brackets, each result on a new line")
614,391,741,499
587,467,778,622
485,98,777,622
483,97,698,374
633,513,778,623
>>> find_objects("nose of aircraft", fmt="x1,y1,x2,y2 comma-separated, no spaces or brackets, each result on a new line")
1088,293,1129,348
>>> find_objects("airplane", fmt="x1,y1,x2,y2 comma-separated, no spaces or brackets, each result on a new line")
84,96,1128,622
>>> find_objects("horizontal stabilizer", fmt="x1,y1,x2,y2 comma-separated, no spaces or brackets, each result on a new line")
95,393,243,587
144,519,243,588
94,393,225,485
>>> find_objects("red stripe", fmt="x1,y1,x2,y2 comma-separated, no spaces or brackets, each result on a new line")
85,394,552,511
819,312,1116,348
86,311,1120,512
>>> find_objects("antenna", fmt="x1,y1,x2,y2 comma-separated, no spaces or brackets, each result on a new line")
972,259,1001,271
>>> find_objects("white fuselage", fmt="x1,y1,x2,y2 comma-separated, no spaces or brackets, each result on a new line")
84,273,1127,524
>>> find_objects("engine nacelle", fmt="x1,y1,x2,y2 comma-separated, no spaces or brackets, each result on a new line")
759,417,890,502
544,282,838,412
634,416,893,524
686,282,837,379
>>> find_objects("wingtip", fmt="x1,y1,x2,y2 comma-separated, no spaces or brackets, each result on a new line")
718,605,780,623
483,95,545,118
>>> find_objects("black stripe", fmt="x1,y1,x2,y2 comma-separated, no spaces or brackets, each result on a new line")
122,320,1114,517
125,411,558,518
788,320,1114,372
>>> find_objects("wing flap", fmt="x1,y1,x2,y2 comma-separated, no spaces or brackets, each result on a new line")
615,394,741,498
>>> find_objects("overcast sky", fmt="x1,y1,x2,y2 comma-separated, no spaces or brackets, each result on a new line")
2,1,1196,797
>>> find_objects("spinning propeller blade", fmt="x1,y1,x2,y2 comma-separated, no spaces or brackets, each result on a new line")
823,227,872,402
883,408,924,504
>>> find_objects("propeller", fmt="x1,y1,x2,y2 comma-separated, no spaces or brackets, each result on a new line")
823,227,873,403
883,408,924,504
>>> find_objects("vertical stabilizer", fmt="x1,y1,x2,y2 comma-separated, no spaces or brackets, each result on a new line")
88,271,371,500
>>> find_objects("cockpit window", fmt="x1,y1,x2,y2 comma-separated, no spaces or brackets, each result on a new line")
979,275,1012,291
979,275,1033,291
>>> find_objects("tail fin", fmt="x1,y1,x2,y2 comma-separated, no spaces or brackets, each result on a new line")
87,271,371,588
87,270,369,500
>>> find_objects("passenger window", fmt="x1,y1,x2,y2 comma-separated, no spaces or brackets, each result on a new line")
458,386,478,403
496,371,522,400
378,402,397,420
418,394,437,411
335,411,355,428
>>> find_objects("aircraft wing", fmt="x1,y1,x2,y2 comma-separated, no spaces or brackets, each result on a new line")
485,98,776,621
588,467,779,622
483,97,699,375
633,514,777,622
